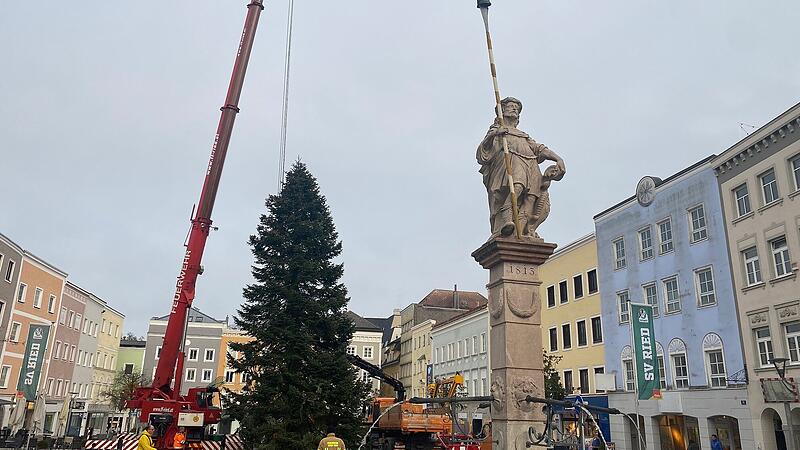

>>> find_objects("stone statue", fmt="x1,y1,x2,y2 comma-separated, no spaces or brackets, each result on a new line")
477,97,565,238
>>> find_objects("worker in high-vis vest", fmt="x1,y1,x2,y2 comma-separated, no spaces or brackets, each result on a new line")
137,425,157,450
317,427,346,450
173,427,186,449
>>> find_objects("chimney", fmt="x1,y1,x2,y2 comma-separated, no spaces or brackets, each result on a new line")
453,284,459,309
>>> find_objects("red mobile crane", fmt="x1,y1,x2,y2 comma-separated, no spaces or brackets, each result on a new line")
126,1,265,447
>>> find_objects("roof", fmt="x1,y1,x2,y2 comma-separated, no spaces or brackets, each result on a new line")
432,304,488,331
418,289,488,310
119,339,146,348
153,306,224,324
593,154,717,221
365,316,395,344
346,310,382,332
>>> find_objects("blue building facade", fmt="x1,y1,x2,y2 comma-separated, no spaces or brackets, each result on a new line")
593,157,753,450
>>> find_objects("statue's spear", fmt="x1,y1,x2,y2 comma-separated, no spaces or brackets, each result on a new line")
477,0,523,239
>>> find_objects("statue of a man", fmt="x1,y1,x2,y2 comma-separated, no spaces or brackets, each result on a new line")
477,97,565,238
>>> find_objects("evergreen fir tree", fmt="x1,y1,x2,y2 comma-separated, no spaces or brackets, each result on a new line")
227,161,370,450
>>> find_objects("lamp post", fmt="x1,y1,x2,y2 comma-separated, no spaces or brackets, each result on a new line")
770,357,797,450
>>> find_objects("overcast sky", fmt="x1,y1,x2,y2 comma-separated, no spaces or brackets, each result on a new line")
2,1,799,335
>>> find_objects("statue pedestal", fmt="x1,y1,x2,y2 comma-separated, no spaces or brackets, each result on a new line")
472,236,556,450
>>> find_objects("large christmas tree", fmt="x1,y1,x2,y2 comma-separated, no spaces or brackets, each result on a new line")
228,161,369,450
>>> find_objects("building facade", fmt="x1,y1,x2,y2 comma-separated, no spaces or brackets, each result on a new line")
0,233,24,427
143,308,225,395
0,252,67,429
431,305,489,397
713,102,800,450
217,327,254,394
397,289,487,392
595,158,752,450
117,339,146,376
86,303,125,432
539,233,605,395
345,311,383,394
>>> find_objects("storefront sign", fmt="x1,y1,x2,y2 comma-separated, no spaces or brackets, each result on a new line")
630,303,661,400
16,324,50,401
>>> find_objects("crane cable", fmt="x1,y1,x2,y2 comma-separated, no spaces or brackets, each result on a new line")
277,0,295,189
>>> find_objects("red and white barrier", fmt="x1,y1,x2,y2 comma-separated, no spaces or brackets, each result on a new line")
84,433,246,450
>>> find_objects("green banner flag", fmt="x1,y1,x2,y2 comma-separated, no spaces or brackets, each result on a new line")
630,303,661,400
16,324,50,401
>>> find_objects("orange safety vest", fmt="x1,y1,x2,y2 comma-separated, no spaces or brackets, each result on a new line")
173,432,186,449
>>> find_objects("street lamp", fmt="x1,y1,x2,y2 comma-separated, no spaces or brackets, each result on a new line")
770,357,796,450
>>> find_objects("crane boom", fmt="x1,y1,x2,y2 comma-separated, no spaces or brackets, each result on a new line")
154,0,264,396
127,2,265,447
347,353,406,401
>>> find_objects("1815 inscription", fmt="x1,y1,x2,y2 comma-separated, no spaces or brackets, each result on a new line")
508,264,535,275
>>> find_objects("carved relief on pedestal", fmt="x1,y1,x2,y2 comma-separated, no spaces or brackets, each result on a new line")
511,376,539,413
489,288,504,319
488,288,540,320
491,377,506,412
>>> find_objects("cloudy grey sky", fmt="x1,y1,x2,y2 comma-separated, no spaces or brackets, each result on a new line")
2,1,799,335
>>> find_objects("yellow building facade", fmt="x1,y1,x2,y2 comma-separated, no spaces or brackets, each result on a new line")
539,233,605,395
217,328,254,393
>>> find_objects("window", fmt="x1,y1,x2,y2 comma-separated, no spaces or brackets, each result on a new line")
591,316,603,344
4,259,13,282
593,367,605,393
688,205,708,243
70,346,76,362
346,346,356,356
68,311,75,328
16,283,26,303
761,169,779,204
786,322,800,364
559,280,568,304
55,341,62,360
577,320,587,347
578,369,589,394
755,327,775,368
613,238,626,269
668,343,689,389
703,333,726,388
224,370,235,383
56,380,63,398
573,274,584,299
617,291,630,323
74,313,81,329
663,277,680,314
587,269,598,294
124,363,134,375
9,322,21,342
363,346,374,359
734,184,751,217
643,283,659,317
472,336,478,354
464,339,471,357
562,324,572,350
547,285,556,308
563,370,573,394
689,267,715,307
639,227,654,260
481,333,487,353
743,247,763,286
202,369,213,382
83,319,89,334
93,323,98,336
204,349,215,362
59,307,67,324
0,365,11,388
791,154,800,191
622,347,634,391
658,219,674,254
33,287,43,308
549,327,558,352
155,346,162,359
185,368,196,382
771,237,792,278
188,348,199,361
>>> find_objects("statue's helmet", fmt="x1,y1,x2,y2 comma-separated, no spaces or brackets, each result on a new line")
500,97,522,113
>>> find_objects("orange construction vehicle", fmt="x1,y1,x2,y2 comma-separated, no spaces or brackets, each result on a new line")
347,354,453,449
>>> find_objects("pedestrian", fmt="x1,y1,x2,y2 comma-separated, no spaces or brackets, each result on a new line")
173,427,186,449
137,425,157,450
710,434,723,450
317,426,346,450
589,431,605,449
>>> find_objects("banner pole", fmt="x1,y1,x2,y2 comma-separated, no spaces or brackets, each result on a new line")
628,304,646,450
